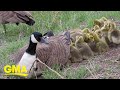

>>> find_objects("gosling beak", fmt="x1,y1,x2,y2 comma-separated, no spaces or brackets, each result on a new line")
40,37,49,44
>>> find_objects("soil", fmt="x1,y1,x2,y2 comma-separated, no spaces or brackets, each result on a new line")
68,45,120,79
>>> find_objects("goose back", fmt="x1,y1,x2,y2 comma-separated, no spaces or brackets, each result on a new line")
0,11,35,25
10,31,71,71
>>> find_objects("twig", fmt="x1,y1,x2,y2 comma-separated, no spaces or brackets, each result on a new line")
34,71,37,79
29,60,38,79
85,66,97,79
29,58,65,79
87,59,98,78
29,60,37,74
63,68,71,76
36,58,65,79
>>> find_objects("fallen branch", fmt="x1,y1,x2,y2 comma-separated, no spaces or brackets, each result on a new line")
87,59,98,78
36,58,65,79
85,66,97,79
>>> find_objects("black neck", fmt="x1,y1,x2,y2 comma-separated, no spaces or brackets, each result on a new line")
26,40,37,55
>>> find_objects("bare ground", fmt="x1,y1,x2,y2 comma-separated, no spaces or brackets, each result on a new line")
67,45,120,79
63,19,120,79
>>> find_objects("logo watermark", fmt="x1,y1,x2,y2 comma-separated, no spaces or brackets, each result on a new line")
3,65,28,77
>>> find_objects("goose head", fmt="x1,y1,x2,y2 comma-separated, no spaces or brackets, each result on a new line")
43,31,54,39
30,32,48,44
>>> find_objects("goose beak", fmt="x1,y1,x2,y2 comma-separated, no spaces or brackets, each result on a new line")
40,37,49,44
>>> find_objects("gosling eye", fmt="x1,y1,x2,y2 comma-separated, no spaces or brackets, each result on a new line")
91,37,94,41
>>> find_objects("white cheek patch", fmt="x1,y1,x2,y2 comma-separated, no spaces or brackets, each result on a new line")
31,34,38,43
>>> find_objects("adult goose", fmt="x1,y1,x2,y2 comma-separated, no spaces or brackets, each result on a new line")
0,11,35,33
10,31,71,78
17,32,48,76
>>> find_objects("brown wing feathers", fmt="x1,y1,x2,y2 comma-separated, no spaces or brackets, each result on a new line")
0,11,35,25
10,32,71,71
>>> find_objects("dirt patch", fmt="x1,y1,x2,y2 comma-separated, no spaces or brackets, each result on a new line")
66,45,120,79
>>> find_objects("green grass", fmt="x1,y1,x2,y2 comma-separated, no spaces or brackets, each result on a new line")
1,11,120,79
64,66,89,79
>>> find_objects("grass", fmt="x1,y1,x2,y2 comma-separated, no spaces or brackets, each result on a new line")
0,11,120,79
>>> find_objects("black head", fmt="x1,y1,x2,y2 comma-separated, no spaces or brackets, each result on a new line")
43,31,54,37
26,18,35,26
30,32,48,44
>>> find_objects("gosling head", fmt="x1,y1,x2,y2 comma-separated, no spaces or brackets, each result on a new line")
76,36,84,44
93,25,100,31
101,17,108,21
82,28,90,33
43,31,54,39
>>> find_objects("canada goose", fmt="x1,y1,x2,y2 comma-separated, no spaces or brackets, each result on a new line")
42,31,71,67
108,29,120,45
69,29,83,43
104,20,120,45
69,43,83,63
83,33,94,42
75,36,94,60
101,20,118,46
95,29,103,38
107,20,116,30
92,25,100,31
94,17,108,27
17,32,48,75
82,28,90,33
43,31,54,39
89,31,109,54
94,30,109,48
10,31,71,78
0,11,35,33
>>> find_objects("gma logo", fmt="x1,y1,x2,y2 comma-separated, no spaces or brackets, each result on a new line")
4,65,28,77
